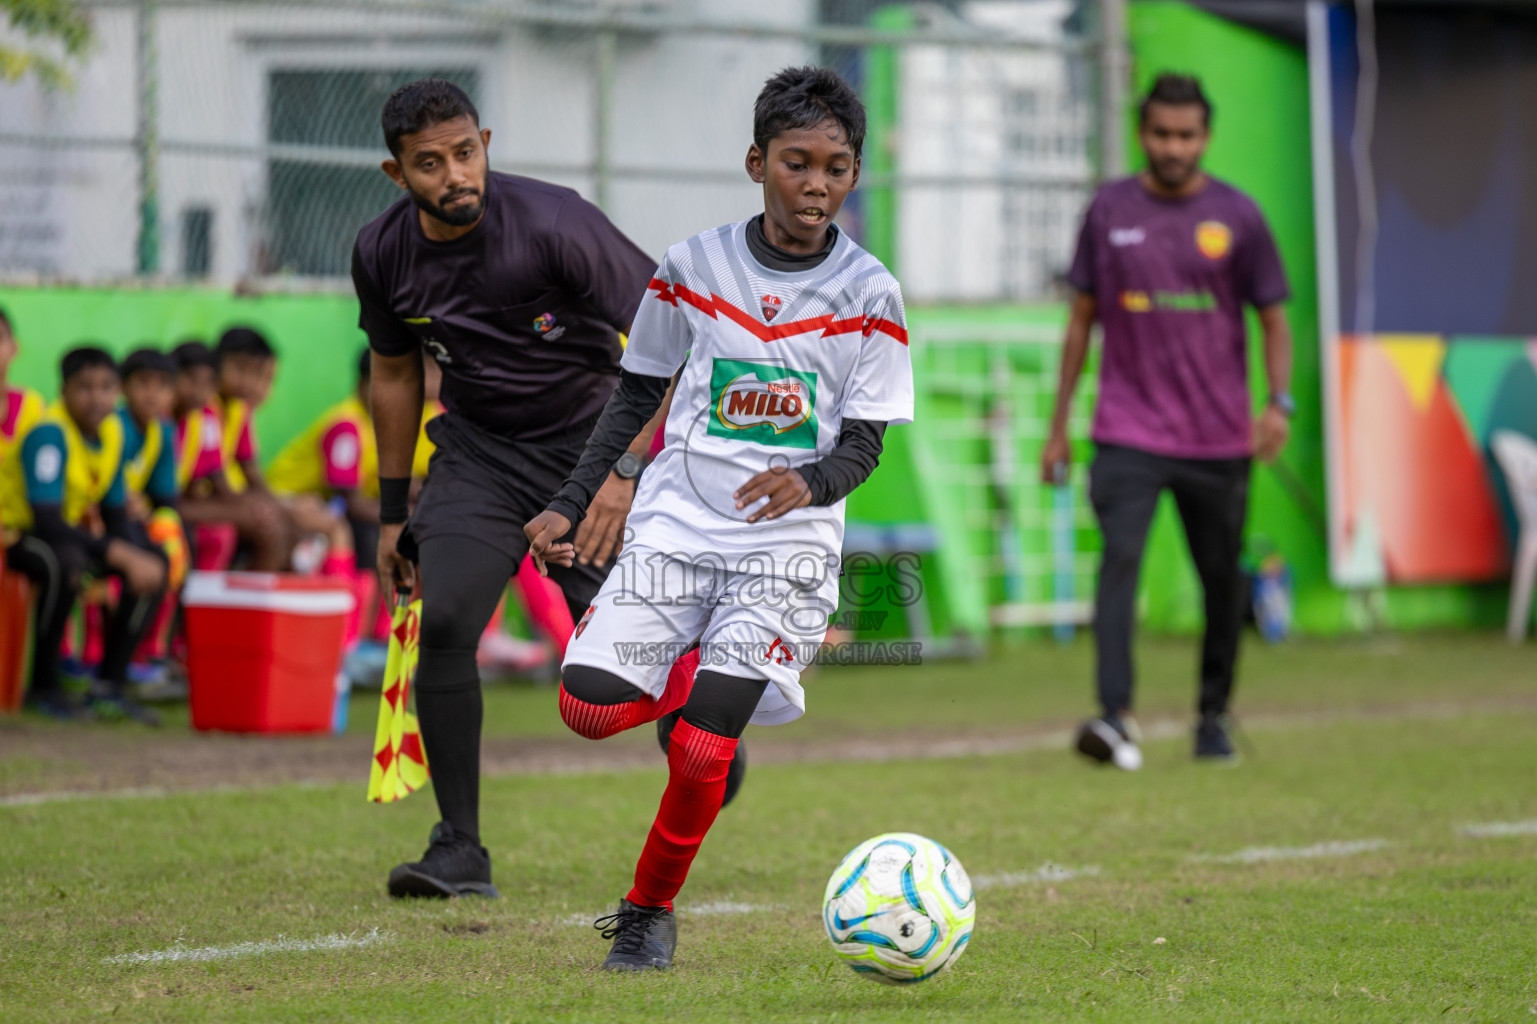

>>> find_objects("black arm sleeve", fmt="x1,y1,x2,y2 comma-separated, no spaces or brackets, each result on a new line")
545,369,671,525
30,504,110,563
100,503,133,544
795,419,887,506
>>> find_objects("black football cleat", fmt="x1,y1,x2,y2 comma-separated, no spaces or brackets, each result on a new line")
1074,714,1143,771
1194,714,1240,763
595,898,676,971
387,821,499,898
657,710,746,808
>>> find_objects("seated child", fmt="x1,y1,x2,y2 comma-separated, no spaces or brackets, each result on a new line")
171,340,287,571
0,347,169,722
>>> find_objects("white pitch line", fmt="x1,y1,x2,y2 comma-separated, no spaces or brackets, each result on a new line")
1191,839,1389,864
972,863,1102,890
104,928,387,965
1458,819,1537,838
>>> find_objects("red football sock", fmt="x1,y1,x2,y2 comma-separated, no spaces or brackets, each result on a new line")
557,649,700,740
627,719,737,910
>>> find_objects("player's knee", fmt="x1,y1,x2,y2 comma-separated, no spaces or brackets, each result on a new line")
665,718,736,784
559,665,646,740
418,598,481,652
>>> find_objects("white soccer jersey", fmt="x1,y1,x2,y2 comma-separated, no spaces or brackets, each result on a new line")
621,219,914,583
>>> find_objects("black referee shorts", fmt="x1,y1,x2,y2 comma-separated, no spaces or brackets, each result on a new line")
400,411,610,614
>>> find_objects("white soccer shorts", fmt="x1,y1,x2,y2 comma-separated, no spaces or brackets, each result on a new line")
562,545,837,726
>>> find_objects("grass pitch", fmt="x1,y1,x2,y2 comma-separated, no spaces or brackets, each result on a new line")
2,634,1535,1022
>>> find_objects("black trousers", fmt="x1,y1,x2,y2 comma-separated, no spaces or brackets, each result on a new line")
1088,444,1250,719
5,530,164,698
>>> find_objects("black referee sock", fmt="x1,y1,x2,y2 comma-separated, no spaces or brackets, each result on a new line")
415,661,483,844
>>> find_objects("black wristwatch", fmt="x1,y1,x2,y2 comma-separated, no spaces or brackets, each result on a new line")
1269,392,1296,418
613,451,643,480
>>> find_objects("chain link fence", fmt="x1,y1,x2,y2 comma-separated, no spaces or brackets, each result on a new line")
0,0,1108,301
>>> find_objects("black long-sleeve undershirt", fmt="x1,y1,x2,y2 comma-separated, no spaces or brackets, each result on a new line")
545,370,888,524
796,419,886,505
546,370,671,526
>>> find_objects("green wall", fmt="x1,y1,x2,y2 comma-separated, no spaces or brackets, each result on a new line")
0,286,369,462
1128,1,1505,633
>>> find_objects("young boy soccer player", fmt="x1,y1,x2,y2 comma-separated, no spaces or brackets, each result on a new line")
0,348,168,720
171,340,288,571
525,66,913,971
0,307,45,468
212,326,275,497
117,349,181,517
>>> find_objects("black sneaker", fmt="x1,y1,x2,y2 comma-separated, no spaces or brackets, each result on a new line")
595,898,676,971
1195,714,1239,763
657,711,747,808
1074,714,1143,771
387,822,499,899
27,689,94,722
88,693,163,727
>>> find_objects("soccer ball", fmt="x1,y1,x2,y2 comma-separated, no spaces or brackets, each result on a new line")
822,832,975,984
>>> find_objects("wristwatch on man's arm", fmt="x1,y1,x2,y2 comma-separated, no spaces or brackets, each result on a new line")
613,451,644,481
1268,393,1296,418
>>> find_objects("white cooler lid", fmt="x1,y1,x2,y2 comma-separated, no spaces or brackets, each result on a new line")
182,571,356,616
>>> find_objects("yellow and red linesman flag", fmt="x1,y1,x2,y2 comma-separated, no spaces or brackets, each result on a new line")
367,592,430,803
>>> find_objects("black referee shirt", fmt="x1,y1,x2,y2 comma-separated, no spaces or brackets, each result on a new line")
351,172,656,440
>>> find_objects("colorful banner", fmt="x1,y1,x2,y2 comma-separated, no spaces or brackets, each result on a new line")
1309,3,1537,584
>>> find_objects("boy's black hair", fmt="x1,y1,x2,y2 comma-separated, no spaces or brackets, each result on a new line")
172,340,217,372
1139,72,1213,127
382,79,479,158
357,348,372,383
0,305,11,337
216,326,274,362
61,346,118,383
121,347,176,382
753,66,866,160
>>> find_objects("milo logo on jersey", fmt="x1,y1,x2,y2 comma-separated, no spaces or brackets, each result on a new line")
708,359,819,449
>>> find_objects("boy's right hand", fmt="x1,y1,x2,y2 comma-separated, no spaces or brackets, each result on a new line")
523,510,575,577
378,522,416,591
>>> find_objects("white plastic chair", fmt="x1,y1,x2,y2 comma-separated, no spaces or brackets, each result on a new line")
1491,430,1537,643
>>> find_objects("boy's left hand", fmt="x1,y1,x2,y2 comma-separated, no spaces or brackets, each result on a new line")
735,467,812,523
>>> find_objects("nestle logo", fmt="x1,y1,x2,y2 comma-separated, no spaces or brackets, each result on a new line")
1110,228,1146,247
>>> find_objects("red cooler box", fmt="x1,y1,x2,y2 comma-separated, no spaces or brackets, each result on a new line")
183,571,354,733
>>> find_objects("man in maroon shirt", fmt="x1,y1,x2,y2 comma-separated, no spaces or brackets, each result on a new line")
1042,74,1294,770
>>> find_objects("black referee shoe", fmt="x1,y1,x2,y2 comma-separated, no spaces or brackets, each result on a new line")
387,821,499,899
595,899,676,971
1195,714,1240,763
657,710,747,808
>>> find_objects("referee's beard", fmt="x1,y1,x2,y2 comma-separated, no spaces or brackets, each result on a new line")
410,183,486,228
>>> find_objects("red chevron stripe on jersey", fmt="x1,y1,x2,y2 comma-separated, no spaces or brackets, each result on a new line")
648,278,908,346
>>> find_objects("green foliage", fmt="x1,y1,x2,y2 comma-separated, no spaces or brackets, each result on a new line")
1,0,93,90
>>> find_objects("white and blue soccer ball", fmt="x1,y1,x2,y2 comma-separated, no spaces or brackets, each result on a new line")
822,832,975,984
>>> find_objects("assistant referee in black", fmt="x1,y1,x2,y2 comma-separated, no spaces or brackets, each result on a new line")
353,80,665,898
